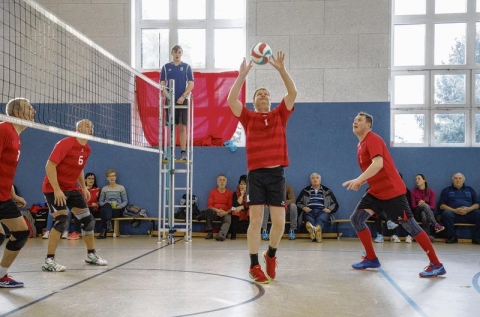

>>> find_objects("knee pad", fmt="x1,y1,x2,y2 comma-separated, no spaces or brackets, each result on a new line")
6,230,30,251
0,233,5,247
401,218,423,236
350,209,371,232
76,209,95,235
53,214,69,233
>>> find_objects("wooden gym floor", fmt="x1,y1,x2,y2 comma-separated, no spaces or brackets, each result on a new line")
0,236,479,317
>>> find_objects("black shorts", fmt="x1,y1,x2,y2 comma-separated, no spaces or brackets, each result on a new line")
247,166,286,207
0,199,22,220
356,192,413,222
44,191,88,213
165,99,188,125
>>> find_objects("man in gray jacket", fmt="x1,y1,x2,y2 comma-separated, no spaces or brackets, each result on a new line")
297,173,339,242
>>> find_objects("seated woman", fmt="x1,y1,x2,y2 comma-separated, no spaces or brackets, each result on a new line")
230,175,249,240
411,174,444,242
97,169,128,239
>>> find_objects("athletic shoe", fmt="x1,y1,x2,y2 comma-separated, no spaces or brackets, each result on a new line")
261,230,269,241
315,224,322,243
249,264,269,284
419,262,446,278
434,223,445,233
180,152,187,161
352,257,381,270
288,230,296,240
67,232,80,240
61,231,68,239
42,230,50,239
263,251,277,280
85,252,108,266
405,235,413,243
305,222,315,241
386,220,399,230
42,257,66,272
0,275,24,288
374,233,384,243
391,235,401,243
106,221,113,233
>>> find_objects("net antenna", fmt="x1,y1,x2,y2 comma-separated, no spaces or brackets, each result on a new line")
0,0,160,152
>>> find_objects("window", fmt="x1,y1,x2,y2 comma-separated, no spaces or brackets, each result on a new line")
134,0,246,71
391,0,480,147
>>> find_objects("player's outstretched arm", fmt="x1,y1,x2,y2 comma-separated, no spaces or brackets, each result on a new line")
228,58,253,117
269,51,297,110
343,156,383,191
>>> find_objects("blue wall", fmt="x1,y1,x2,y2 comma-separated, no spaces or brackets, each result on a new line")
14,101,480,237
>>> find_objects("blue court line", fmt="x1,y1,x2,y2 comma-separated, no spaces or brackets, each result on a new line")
378,267,429,317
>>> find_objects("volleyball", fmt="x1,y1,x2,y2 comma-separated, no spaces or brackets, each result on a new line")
250,42,272,65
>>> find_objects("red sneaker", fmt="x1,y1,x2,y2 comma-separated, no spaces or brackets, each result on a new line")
249,265,269,284
67,232,80,240
263,251,277,280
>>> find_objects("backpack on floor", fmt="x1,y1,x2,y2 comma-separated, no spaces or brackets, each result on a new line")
175,194,201,219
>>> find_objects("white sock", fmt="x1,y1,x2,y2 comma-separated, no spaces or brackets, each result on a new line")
0,266,8,277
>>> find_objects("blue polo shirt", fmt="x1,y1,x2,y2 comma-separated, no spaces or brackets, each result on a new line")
160,62,194,99
439,185,480,208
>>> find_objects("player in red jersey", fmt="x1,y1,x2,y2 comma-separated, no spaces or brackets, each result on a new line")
228,52,297,284
41,119,107,272
343,112,446,278
0,98,35,288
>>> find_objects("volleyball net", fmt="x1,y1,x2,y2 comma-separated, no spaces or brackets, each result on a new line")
0,0,161,150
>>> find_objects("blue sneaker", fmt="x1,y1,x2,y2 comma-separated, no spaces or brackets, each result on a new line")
352,257,381,270
374,233,384,243
261,230,269,241
288,230,295,240
386,220,399,230
0,274,24,288
419,263,446,278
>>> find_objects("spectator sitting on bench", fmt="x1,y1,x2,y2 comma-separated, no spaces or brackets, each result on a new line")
204,173,233,241
261,184,297,241
230,174,249,240
97,169,128,239
439,173,480,245
411,173,444,243
296,173,339,243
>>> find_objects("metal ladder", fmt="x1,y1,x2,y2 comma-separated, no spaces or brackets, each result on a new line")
158,79,194,244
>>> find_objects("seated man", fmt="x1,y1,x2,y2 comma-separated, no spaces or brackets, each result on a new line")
296,173,339,243
204,174,233,241
261,184,298,240
439,173,480,244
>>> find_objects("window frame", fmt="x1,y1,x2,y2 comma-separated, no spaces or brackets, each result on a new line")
133,0,246,72
391,0,480,147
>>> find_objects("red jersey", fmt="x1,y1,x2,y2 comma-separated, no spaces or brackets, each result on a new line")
42,137,91,193
357,131,406,200
238,99,293,171
207,188,233,211
0,122,20,201
87,187,100,211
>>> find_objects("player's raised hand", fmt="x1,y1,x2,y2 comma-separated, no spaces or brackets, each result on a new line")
269,51,286,71
239,57,253,77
